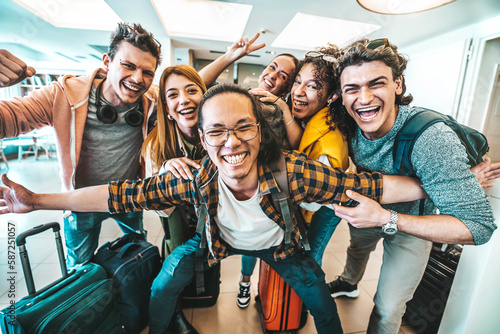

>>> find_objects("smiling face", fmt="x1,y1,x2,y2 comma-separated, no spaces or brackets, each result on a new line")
340,60,402,140
102,41,157,108
291,63,332,121
258,55,296,97
199,92,261,195
164,73,203,137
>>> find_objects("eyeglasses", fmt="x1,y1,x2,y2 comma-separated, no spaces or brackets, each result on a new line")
304,51,338,64
153,37,162,49
203,122,260,147
365,38,389,50
346,38,390,55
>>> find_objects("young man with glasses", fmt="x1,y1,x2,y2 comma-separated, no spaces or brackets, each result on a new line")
0,83,432,334
0,23,161,269
326,38,497,334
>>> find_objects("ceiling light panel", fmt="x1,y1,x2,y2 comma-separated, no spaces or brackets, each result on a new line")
357,0,457,15
272,13,381,51
12,0,121,30
151,0,252,42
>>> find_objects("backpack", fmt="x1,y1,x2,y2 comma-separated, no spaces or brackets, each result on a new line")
393,107,489,176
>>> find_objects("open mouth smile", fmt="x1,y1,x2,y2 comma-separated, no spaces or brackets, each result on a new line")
263,78,274,89
178,107,196,116
123,82,142,93
223,153,247,165
356,106,380,120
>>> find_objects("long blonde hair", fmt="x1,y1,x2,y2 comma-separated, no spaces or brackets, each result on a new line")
141,64,207,169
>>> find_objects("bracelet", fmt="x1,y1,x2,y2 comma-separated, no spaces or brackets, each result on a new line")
285,114,295,126
273,96,281,103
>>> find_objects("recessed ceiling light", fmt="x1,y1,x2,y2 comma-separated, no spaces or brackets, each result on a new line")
271,13,380,51
357,0,457,15
151,0,252,42
12,0,121,30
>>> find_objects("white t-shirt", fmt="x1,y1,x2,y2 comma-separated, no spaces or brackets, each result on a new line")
215,176,284,250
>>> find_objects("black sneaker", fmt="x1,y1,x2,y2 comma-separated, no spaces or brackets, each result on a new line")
237,282,251,308
327,277,359,298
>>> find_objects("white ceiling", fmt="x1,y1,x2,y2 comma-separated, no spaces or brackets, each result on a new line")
1,0,500,70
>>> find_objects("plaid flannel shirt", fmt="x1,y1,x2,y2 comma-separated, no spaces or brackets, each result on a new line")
108,150,383,266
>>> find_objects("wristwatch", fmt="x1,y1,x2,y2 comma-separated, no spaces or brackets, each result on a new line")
382,210,398,235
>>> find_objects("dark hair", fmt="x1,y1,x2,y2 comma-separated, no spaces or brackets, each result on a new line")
329,103,358,142
337,38,412,106
271,53,300,97
297,44,343,133
108,22,162,68
198,83,282,166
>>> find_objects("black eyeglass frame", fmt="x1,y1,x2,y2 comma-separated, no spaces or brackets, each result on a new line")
202,121,260,147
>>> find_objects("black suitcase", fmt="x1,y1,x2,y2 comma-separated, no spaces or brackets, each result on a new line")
92,233,161,333
0,222,122,334
404,243,462,334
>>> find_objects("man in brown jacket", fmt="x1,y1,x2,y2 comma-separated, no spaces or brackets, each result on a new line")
0,22,161,269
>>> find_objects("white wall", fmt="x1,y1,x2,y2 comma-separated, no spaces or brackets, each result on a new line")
400,13,500,334
402,34,470,117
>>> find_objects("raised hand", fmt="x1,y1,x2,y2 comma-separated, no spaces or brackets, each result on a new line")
0,174,36,214
226,33,266,61
0,50,36,88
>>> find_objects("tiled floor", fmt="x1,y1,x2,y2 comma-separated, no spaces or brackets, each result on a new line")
0,156,424,333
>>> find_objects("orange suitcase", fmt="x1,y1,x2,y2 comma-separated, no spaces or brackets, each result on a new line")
255,259,304,333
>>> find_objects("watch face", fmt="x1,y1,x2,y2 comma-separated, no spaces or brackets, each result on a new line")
383,224,397,235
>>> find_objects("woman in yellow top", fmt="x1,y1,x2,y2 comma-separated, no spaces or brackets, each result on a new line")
290,45,350,266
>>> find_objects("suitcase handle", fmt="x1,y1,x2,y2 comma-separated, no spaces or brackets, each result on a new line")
16,222,69,296
117,243,141,259
16,222,61,246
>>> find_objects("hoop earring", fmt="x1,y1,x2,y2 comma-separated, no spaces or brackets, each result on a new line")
167,114,173,120
327,101,332,107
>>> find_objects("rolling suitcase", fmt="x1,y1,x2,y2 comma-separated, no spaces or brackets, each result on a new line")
92,233,162,333
0,222,122,334
404,243,462,334
255,260,304,334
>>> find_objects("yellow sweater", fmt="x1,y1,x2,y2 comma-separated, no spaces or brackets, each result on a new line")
298,106,349,222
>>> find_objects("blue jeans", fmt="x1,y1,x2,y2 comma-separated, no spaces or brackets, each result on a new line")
241,255,257,276
63,211,144,269
342,225,432,334
307,206,342,267
149,234,343,334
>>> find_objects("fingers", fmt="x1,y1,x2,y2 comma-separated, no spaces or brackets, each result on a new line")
471,157,490,175
481,182,495,189
0,50,36,88
250,42,266,52
331,203,350,219
250,89,277,103
248,32,260,44
1,173,11,187
163,158,200,180
344,189,366,203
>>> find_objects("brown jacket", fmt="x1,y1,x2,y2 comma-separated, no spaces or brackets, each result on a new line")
0,68,159,191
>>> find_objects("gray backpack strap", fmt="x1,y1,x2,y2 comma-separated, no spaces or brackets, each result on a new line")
194,200,208,294
193,156,210,294
271,154,310,251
